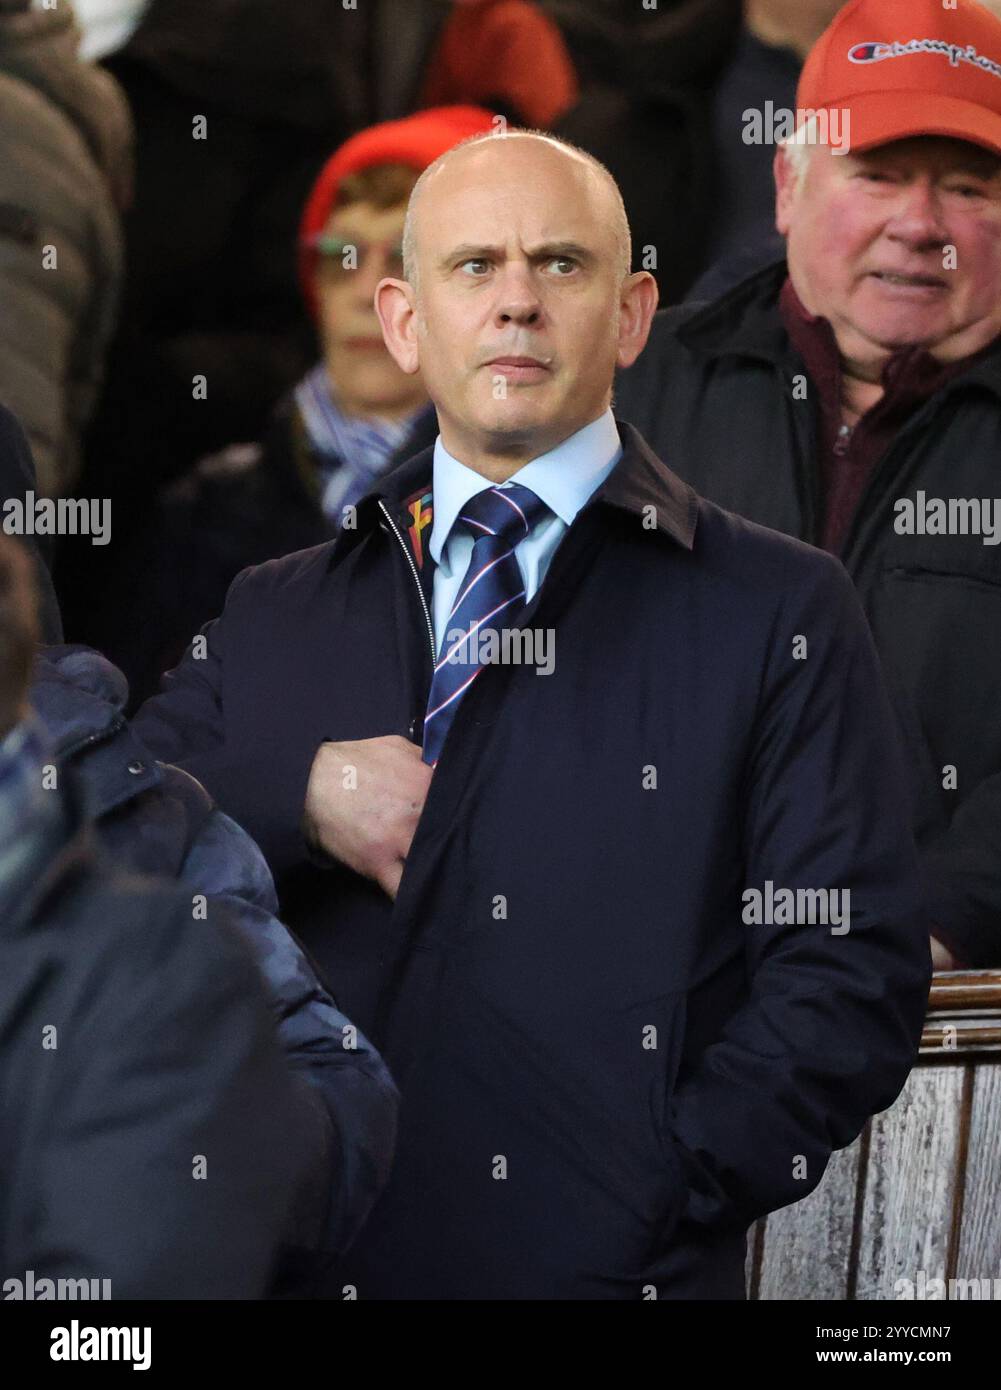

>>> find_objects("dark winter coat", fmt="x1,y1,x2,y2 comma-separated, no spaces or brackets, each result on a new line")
133,421,931,1298
615,259,1001,969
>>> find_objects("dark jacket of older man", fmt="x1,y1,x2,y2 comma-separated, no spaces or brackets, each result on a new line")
615,258,1001,972
133,420,931,1299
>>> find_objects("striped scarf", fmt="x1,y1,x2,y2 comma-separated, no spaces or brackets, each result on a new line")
294,364,424,525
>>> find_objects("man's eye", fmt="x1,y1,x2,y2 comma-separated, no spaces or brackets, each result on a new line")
460,259,491,275
860,170,891,183
947,183,984,199
547,257,577,274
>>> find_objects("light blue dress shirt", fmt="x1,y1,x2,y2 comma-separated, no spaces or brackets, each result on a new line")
428,409,622,654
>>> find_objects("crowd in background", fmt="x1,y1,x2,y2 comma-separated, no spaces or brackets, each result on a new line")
2,0,1001,1302
1,0,862,701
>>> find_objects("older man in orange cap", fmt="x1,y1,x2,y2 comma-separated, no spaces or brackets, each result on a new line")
618,0,1001,973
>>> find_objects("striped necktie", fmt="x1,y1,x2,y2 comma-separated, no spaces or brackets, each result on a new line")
422,482,551,767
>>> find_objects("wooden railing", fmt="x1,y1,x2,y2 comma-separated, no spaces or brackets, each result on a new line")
747,970,1001,1299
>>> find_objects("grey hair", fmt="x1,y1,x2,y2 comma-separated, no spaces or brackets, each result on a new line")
401,129,632,290
780,114,822,190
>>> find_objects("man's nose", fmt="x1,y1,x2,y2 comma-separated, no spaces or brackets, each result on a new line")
886,180,950,250
494,264,543,326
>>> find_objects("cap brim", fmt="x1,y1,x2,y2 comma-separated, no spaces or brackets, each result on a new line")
811,90,1001,158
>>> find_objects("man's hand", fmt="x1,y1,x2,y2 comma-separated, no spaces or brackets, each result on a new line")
930,935,959,972
302,736,432,900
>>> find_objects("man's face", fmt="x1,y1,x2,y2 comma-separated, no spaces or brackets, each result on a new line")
777,136,1001,364
315,199,428,419
378,138,655,467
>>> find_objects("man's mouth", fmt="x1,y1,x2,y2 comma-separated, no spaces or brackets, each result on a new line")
868,271,948,291
484,355,552,383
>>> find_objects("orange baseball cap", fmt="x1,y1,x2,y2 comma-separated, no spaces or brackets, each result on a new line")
797,0,1001,157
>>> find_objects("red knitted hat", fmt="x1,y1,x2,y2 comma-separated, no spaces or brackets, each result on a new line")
298,105,496,318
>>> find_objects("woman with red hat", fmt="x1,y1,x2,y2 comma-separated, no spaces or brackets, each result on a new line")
119,106,494,707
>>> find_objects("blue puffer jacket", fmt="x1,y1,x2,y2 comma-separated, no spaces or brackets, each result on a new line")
30,643,398,1277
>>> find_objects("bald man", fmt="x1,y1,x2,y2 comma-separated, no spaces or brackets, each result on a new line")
135,132,931,1300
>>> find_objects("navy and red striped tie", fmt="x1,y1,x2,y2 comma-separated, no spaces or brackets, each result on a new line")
422,482,550,766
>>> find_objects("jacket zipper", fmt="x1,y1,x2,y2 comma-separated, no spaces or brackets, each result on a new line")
838,391,961,566
378,498,437,667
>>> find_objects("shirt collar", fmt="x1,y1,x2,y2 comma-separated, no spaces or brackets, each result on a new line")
429,408,622,563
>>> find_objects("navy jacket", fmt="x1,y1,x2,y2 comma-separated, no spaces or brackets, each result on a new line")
135,421,932,1299
31,644,398,1273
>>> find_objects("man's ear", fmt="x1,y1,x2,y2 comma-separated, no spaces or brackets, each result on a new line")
616,270,659,370
774,146,796,236
375,278,420,374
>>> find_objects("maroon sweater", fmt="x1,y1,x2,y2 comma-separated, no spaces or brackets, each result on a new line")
778,279,975,553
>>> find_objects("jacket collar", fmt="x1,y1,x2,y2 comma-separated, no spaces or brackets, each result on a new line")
676,257,797,364
327,417,697,565
32,645,163,816
676,256,1001,405
594,421,697,548
33,644,130,752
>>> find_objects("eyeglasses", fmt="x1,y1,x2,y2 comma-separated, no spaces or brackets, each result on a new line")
305,232,405,279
